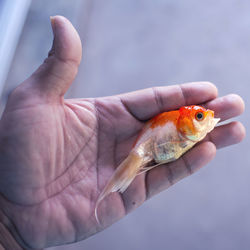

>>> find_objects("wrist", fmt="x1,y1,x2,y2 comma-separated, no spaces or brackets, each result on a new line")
0,210,23,250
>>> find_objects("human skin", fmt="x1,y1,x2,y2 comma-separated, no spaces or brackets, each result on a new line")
0,16,245,249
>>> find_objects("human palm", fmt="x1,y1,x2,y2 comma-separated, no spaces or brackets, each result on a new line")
0,16,245,249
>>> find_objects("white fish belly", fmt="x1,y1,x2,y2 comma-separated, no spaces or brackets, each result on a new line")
151,121,195,163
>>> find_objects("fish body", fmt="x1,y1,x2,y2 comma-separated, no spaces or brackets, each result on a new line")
95,105,220,223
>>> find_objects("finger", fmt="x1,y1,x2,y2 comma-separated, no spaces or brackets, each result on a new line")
204,94,245,122
145,141,216,199
120,82,218,120
32,16,82,97
204,121,245,149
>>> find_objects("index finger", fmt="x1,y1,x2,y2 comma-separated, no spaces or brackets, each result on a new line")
120,82,218,120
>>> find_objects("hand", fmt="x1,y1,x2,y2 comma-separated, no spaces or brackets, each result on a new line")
0,16,245,249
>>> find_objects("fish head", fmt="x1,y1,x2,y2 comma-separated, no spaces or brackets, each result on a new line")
177,105,220,142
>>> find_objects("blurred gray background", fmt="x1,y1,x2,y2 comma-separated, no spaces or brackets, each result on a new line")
2,0,250,249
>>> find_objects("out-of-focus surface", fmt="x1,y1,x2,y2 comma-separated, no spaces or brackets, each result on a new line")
0,0,31,95
3,0,250,250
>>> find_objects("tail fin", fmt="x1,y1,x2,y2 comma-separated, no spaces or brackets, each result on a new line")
95,151,144,224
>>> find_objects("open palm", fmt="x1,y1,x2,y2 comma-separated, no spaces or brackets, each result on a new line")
0,16,245,249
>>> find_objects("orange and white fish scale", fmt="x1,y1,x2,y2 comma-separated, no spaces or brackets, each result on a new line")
135,111,194,163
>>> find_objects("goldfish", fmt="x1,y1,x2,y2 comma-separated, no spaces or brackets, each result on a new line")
95,105,220,224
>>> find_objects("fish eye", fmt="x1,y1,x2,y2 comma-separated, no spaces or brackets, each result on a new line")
195,112,204,121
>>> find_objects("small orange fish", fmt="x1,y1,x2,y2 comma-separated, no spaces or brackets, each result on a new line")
95,105,220,223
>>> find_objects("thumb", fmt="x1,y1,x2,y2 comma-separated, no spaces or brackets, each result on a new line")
32,15,82,97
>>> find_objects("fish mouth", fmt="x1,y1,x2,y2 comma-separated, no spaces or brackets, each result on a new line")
207,117,220,133
195,116,220,142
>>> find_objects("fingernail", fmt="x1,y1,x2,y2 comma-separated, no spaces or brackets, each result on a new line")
49,16,56,56
50,16,56,34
